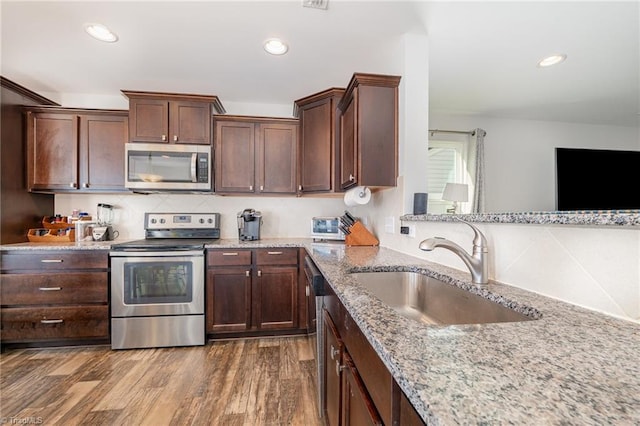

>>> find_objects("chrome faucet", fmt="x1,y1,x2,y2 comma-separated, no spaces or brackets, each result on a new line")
419,218,489,285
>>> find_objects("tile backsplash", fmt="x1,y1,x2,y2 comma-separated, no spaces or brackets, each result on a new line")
55,193,346,240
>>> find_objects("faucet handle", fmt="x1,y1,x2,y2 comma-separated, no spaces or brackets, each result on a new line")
455,217,488,251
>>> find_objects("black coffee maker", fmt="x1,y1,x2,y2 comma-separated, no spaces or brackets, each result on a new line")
237,208,262,241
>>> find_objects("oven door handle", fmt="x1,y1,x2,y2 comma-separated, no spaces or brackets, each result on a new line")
110,250,205,258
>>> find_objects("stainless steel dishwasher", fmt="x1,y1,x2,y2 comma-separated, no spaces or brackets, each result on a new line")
304,255,325,418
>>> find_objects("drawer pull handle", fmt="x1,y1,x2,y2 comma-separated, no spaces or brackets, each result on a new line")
38,287,62,291
335,360,345,376
41,259,63,263
267,251,283,255
222,252,239,256
40,319,64,324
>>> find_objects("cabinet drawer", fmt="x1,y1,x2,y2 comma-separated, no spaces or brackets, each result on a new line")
1,272,108,306
207,250,252,266
1,251,108,271
255,248,298,265
1,305,109,341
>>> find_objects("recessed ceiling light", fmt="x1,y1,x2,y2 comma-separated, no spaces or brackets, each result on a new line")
264,38,288,55
538,54,567,67
84,23,118,43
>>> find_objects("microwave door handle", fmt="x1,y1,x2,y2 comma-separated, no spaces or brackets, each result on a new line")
190,153,198,183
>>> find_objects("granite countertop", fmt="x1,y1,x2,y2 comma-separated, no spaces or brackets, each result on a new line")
2,238,639,423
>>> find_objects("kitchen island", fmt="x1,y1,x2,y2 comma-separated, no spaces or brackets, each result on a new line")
2,238,639,423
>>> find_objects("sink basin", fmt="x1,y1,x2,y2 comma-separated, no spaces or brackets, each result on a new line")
350,271,534,325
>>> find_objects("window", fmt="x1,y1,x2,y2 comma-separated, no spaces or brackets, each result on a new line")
427,140,471,214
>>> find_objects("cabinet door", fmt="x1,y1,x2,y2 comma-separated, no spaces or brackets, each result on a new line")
129,98,169,143
324,310,343,426
254,266,298,330
256,123,298,194
170,101,211,145
206,267,252,333
79,113,128,191
339,93,357,190
300,101,332,192
341,352,383,426
27,112,79,191
214,120,255,193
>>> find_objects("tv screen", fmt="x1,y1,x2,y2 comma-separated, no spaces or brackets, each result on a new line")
555,147,640,211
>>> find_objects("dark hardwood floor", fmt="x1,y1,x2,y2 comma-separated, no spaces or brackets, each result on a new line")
0,336,322,425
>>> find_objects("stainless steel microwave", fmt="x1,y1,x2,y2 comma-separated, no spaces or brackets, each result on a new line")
125,143,211,191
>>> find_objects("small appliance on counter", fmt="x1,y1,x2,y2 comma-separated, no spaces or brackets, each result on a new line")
237,208,262,241
92,203,118,241
311,217,346,241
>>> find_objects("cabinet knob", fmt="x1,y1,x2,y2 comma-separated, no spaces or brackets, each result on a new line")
246,270,250,277
82,182,89,188
257,270,262,277
260,185,264,191
173,135,178,142
162,134,167,141
349,174,355,181
69,182,76,188
298,185,302,191
335,360,345,376
249,185,254,191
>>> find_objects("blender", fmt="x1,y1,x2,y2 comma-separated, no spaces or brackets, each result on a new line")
92,203,116,241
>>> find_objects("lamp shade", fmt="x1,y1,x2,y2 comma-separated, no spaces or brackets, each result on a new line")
442,183,469,202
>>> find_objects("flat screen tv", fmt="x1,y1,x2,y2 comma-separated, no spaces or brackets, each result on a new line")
555,147,640,211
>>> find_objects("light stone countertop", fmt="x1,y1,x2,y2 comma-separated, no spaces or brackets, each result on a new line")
2,238,639,423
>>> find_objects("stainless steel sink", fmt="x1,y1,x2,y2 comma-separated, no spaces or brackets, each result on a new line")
350,271,534,325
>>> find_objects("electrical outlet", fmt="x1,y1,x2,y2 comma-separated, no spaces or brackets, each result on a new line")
401,224,416,237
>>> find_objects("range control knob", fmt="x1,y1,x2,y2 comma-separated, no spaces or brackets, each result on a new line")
199,218,205,224
150,218,157,224
208,218,213,224
160,218,166,224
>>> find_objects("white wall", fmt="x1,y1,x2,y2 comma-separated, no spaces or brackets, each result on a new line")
430,112,640,212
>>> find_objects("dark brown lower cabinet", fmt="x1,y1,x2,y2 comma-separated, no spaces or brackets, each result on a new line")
322,286,426,425
342,352,383,426
206,248,306,338
323,309,383,426
0,250,110,348
207,267,252,333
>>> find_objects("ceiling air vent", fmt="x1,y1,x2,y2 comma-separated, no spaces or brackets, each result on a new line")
302,0,328,10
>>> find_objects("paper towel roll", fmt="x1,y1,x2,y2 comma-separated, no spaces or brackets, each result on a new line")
344,186,371,207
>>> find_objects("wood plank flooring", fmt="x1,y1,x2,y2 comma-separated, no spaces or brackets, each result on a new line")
0,336,322,426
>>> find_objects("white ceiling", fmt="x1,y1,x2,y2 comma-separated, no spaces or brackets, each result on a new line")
2,1,638,127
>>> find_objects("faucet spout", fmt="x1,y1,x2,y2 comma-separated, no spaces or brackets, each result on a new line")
419,219,489,285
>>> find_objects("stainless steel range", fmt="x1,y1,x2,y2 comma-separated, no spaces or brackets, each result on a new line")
109,213,220,350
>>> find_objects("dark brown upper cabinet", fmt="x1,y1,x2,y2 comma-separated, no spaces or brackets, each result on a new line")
122,91,225,145
25,107,129,192
337,73,401,190
214,115,298,195
293,88,345,194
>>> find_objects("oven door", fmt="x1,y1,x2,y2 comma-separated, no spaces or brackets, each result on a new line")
110,250,205,317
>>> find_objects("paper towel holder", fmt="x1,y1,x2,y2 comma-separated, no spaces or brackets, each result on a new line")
344,186,371,207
